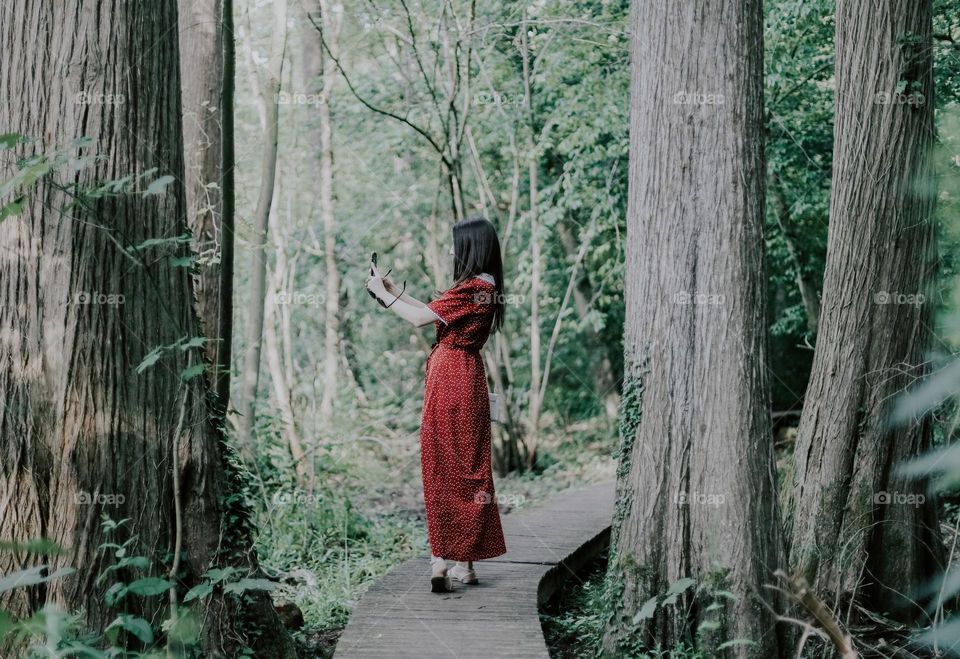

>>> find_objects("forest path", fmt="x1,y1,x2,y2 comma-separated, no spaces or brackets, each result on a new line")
333,480,615,658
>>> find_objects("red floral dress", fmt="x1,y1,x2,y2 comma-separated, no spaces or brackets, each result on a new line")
421,275,507,561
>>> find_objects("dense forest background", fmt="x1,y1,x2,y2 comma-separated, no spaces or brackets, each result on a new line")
2,0,960,656
231,0,960,654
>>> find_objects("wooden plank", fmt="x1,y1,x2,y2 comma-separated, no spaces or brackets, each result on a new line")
334,481,614,658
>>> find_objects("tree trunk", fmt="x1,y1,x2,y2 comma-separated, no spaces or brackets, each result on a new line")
0,1,292,655
603,1,782,656
303,0,343,427
178,0,232,407
789,0,941,620
219,0,237,415
265,178,314,488
237,0,287,452
520,10,542,470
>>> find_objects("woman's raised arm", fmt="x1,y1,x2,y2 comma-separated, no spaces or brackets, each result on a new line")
366,275,439,327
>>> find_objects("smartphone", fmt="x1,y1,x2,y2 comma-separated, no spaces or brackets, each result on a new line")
370,251,378,276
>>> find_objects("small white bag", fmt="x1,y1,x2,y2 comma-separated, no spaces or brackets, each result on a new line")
488,392,505,424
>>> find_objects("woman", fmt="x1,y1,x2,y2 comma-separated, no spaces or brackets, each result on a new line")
365,216,507,592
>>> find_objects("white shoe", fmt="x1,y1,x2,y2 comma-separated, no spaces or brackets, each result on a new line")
449,563,478,585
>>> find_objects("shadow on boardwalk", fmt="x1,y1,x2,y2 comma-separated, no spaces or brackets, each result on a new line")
334,481,615,658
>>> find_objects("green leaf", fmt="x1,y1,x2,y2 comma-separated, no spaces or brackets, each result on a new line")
123,556,150,570
0,196,26,221
104,582,127,606
184,582,214,602
179,336,207,351
164,607,201,645
170,255,194,268
0,156,51,198
144,174,175,196
0,133,23,149
0,566,75,593
180,364,206,381
0,610,13,640
204,567,240,584
125,577,173,596
107,614,154,644
632,596,658,624
665,577,696,596
223,578,278,594
0,538,65,556
97,555,151,583
136,346,165,374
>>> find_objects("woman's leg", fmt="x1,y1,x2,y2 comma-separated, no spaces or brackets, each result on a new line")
430,554,452,592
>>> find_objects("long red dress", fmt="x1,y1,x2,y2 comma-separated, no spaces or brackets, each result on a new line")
420,275,507,561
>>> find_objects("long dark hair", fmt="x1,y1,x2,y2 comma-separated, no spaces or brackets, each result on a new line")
452,216,505,332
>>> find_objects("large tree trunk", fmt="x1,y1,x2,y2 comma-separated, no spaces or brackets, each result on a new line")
0,1,292,655
219,0,237,416
237,0,287,452
602,1,782,656
178,0,232,408
789,0,941,620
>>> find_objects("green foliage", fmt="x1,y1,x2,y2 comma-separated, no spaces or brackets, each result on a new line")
250,428,424,632
545,552,750,659
542,552,616,659
134,335,207,374
0,516,288,656
609,362,645,553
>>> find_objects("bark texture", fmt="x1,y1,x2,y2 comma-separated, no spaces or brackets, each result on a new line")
789,0,942,619
603,1,783,656
178,0,231,404
0,1,292,654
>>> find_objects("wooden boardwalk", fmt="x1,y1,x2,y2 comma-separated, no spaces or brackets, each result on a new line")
334,480,615,658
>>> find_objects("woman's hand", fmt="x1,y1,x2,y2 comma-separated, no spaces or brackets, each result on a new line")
366,275,388,302
370,260,399,296
382,276,400,296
